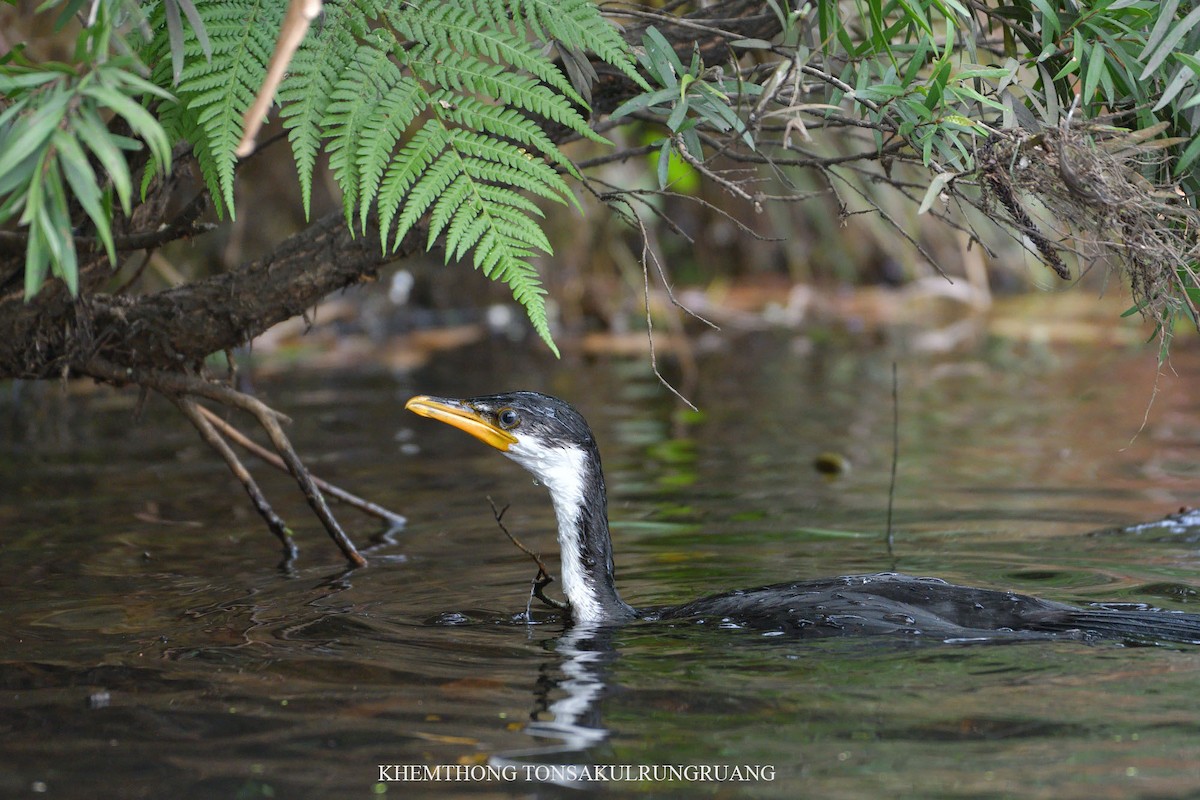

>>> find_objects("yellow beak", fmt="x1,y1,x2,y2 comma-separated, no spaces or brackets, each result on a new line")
405,395,517,451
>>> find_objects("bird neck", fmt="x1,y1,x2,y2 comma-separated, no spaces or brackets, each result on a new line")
539,442,636,624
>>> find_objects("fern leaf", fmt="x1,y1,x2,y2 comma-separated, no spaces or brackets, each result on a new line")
377,118,451,250
146,0,283,218
395,149,463,250
426,174,472,244
452,129,577,208
406,46,606,144
324,29,404,227
437,94,581,178
473,228,556,354
390,3,588,109
508,0,648,89
277,0,359,218
355,72,423,233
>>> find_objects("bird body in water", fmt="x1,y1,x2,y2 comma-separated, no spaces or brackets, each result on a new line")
406,391,1200,645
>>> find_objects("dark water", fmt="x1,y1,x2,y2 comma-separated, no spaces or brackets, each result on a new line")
3,330,1200,799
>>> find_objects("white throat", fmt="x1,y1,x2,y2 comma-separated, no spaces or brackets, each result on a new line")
505,439,604,622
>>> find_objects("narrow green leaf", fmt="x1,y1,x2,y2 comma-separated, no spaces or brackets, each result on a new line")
954,67,1012,80
0,70,61,92
1175,52,1200,73
54,129,116,266
731,39,774,50
894,0,934,36
106,66,176,101
163,0,185,84
656,138,671,189
1176,133,1200,174
0,149,37,199
1083,41,1106,103
74,108,133,214
643,27,686,83
1155,65,1197,111
0,90,70,180
1137,0,1181,66
176,0,213,62
1140,4,1200,79
18,149,49,227
1028,0,1061,38
24,216,51,300
40,158,74,287
610,87,677,120
665,95,689,131
81,85,172,173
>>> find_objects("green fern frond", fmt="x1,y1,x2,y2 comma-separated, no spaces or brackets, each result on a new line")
376,117,566,352
356,74,424,233
451,129,576,205
436,94,581,178
322,30,400,227
508,0,648,89
138,0,645,354
389,3,588,108
146,0,283,218
277,1,360,218
377,119,450,251
390,148,462,252
406,47,605,145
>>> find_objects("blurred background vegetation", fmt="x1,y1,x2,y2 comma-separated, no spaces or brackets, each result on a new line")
1,0,1196,367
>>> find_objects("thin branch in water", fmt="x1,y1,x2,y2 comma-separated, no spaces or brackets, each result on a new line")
76,358,365,567
172,395,299,565
250,400,367,568
886,362,899,561
195,404,407,527
487,496,568,612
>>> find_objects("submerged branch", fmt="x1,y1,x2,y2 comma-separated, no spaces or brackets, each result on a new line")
75,358,367,567
488,497,568,612
195,404,407,528
173,395,299,564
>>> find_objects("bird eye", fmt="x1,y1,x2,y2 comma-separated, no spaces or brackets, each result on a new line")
497,408,520,429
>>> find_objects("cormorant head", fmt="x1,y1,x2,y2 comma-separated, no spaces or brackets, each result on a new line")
405,391,598,489
406,391,634,623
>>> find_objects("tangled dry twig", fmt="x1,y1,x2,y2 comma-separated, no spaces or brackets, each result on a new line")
977,123,1200,338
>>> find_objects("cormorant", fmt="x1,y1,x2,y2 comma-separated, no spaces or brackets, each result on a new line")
406,391,1200,644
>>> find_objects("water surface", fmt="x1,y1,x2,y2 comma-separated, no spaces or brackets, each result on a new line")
2,330,1199,798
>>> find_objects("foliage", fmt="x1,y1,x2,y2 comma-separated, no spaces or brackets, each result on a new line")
1,0,643,354
138,0,645,352
0,0,171,299
611,0,1200,347
1,0,1198,355
612,27,761,188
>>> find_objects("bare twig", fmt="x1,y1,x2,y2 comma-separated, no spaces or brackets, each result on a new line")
488,496,568,612
76,357,366,567
251,401,367,568
195,404,407,527
825,166,952,281
886,362,899,561
673,135,759,208
0,223,218,254
172,395,299,564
